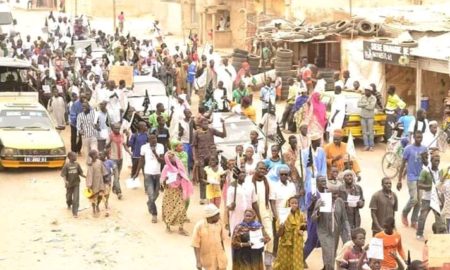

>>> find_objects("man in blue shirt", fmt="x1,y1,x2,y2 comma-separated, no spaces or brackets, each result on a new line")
397,130,427,228
186,58,196,104
128,121,149,179
69,92,86,154
397,108,415,138
260,78,275,116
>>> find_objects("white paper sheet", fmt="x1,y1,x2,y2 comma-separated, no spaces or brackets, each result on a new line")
310,177,317,195
367,238,384,260
166,172,178,184
249,229,264,249
278,207,291,224
319,192,332,213
42,85,51,94
347,195,360,208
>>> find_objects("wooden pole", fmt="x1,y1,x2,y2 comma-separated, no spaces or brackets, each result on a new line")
113,0,116,33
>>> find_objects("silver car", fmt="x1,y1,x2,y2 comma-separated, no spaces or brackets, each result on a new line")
211,112,272,160
128,76,173,115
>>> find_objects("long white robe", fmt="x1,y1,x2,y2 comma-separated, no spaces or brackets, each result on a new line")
48,96,66,128
327,93,346,143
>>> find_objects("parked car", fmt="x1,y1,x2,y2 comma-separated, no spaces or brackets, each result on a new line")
320,90,386,139
128,76,172,115
0,101,66,170
211,112,274,161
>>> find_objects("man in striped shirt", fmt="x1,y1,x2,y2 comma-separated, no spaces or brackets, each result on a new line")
77,102,98,162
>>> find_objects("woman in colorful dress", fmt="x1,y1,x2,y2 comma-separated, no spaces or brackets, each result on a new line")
303,92,327,137
231,209,270,270
161,151,194,235
273,196,307,270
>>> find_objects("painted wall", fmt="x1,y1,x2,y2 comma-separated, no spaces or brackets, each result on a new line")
65,0,182,34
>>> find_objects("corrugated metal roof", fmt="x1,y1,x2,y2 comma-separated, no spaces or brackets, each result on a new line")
352,5,450,32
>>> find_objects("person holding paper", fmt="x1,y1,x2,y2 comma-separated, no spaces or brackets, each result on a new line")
303,176,327,263
273,197,306,270
416,154,443,240
245,162,275,269
374,217,406,269
269,165,297,220
204,157,226,208
338,170,365,229
312,186,351,270
231,209,270,270
47,88,66,130
161,151,193,236
134,134,165,223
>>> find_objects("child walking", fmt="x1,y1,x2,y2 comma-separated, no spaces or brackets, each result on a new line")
99,151,118,217
86,149,107,217
204,157,225,208
60,152,85,218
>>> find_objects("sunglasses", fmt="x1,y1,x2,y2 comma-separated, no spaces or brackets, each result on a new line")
280,173,289,176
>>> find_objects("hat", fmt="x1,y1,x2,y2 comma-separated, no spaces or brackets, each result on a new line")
299,87,307,93
204,204,220,218
310,133,322,141
363,84,372,91
429,120,438,126
333,129,344,137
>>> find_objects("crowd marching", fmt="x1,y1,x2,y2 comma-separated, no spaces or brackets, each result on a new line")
3,10,450,270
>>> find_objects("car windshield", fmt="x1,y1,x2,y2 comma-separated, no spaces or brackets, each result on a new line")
133,81,166,96
0,110,53,129
214,120,262,144
0,12,12,25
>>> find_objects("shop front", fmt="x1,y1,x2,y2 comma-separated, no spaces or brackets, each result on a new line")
363,39,450,121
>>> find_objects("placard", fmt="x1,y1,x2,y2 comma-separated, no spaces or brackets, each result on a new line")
278,207,291,224
109,66,133,87
249,229,264,249
367,238,384,260
428,234,450,267
319,192,332,213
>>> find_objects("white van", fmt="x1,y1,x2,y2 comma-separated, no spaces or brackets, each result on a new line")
0,3,15,37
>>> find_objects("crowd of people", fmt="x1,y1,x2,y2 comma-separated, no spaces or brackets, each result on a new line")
3,10,450,270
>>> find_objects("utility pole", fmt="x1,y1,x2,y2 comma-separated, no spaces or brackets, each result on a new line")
113,0,116,32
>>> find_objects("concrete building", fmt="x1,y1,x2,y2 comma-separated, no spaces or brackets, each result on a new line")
64,0,183,35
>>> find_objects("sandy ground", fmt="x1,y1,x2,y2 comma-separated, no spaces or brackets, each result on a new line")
1,7,449,270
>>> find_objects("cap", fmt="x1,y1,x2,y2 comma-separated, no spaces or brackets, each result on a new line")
204,204,220,218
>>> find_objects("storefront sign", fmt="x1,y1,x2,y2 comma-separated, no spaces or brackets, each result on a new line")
363,41,411,65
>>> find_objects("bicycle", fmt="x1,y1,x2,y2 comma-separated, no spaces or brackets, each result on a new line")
381,130,405,178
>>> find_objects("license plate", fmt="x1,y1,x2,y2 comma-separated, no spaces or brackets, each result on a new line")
24,157,47,162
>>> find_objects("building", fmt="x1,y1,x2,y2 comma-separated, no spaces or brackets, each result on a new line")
185,0,287,50
63,0,183,35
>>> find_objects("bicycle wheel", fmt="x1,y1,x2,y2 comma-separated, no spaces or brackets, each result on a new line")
382,152,400,178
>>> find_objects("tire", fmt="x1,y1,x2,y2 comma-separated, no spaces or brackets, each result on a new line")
276,49,293,58
382,152,401,178
274,61,292,67
335,20,351,32
233,48,248,55
357,20,375,35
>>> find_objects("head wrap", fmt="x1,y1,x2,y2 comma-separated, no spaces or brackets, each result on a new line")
161,152,193,200
204,204,220,218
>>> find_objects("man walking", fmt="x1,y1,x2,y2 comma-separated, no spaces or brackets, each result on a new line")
357,85,377,151
133,134,164,223
416,153,443,240
369,177,399,236
397,131,427,228
76,102,98,161
260,77,275,117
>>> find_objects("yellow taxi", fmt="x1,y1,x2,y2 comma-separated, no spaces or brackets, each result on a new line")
321,91,386,138
0,101,66,169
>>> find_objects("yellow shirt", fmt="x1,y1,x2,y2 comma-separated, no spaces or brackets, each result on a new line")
386,94,406,110
243,106,257,122
287,85,298,104
192,219,228,269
